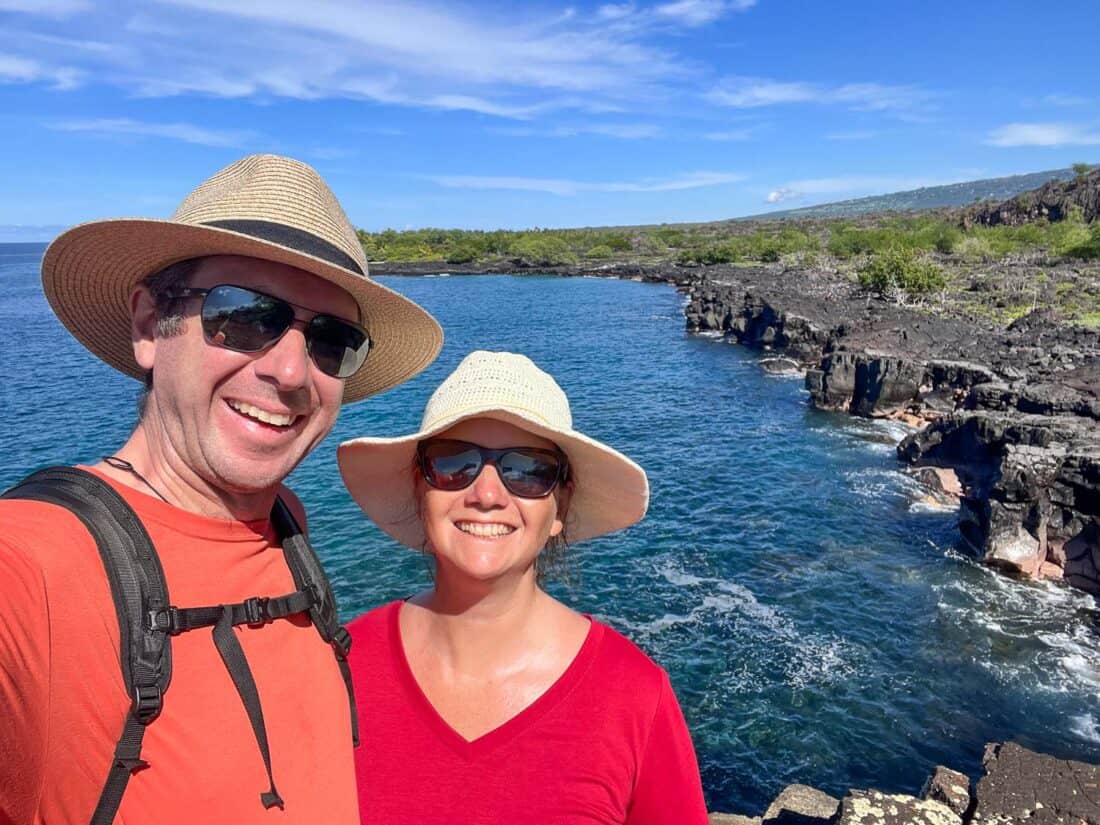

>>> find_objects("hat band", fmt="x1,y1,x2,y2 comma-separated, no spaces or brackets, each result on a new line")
203,219,364,276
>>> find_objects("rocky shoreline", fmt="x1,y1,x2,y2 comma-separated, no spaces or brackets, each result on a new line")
373,259,1100,596
708,742,1100,825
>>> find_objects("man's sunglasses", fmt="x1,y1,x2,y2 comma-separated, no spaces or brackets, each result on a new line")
416,438,569,499
168,284,371,379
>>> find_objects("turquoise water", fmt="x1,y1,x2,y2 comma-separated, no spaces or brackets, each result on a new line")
3,243,1099,815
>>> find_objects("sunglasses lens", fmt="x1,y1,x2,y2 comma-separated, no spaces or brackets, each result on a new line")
201,285,293,351
420,442,483,490
307,315,370,378
499,451,562,497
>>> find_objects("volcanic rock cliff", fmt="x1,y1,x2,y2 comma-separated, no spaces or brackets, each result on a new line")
683,267,1100,595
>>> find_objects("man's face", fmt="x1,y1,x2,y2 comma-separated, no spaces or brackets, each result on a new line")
141,255,359,496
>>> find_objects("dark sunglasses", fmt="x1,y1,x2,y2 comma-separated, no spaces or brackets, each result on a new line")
417,438,569,499
168,284,370,379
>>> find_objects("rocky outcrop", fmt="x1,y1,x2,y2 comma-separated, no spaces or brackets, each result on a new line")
972,742,1100,824
683,265,1100,594
709,744,1100,825
962,168,1100,226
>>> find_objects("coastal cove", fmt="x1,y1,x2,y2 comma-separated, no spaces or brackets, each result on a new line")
3,243,1099,816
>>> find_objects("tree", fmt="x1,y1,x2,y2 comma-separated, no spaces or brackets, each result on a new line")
1072,162,1093,180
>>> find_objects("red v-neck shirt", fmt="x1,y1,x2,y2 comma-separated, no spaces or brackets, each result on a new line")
347,601,708,824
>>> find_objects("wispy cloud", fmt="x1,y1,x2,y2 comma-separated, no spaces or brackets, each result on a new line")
49,118,254,148
765,174,946,204
497,122,663,139
702,128,754,141
708,76,932,112
1043,93,1089,107
0,52,80,88
825,130,878,141
0,0,90,15
428,171,744,196
655,0,745,26
986,122,1100,147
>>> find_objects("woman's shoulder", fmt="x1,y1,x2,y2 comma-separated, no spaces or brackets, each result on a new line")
346,599,402,639
588,617,670,694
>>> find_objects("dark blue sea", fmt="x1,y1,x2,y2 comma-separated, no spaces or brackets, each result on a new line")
3,242,1099,815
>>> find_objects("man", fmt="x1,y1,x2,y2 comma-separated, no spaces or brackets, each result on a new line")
0,154,442,824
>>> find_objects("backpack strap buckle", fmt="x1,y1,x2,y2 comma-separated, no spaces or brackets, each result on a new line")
243,596,271,627
132,685,163,723
331,626,352,658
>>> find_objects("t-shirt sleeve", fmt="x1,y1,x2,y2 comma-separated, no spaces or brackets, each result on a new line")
0,538,51,825
625,672,709,825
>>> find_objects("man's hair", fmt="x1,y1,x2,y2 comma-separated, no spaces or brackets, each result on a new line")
136,257,206,420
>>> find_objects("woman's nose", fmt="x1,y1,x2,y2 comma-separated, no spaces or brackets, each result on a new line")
466,462,508,507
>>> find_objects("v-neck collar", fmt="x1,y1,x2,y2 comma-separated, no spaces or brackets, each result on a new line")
388,600,603,760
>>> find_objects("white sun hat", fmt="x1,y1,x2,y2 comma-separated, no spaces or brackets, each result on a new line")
40,153,442,403
337,350,650,548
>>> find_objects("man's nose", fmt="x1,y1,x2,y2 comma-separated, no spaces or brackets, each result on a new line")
254,321,311,390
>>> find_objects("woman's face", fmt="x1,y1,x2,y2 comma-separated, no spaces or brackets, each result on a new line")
418,417,567,584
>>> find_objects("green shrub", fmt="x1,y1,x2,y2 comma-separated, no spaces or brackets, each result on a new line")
955,236,994,261
585,244,614,259
509,234,577,266
1064,224,1100,260
858,248,946,296
446,242,481,264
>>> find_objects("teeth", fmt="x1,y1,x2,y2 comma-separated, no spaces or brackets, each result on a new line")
456,521,515,538
229,400,296,427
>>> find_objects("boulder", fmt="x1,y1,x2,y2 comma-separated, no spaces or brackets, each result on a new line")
709,814,762,825
762,784,840,824
920,766,971,818
972,742,1100,824
836,790,961,825
1064,519,1100,594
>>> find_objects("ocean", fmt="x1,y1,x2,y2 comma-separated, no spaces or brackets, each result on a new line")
3,242,1098,815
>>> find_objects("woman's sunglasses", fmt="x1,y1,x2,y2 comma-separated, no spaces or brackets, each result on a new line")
417,438,569,499
168,284,371,379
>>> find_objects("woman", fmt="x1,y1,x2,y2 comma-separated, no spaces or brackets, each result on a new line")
337,351,708,825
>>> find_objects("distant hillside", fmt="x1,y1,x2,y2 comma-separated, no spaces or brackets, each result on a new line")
746,168,1082,221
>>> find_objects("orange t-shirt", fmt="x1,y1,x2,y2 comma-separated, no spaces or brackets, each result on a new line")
0,469,358,825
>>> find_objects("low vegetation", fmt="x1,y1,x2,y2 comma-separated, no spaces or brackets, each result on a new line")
358,182,1100,327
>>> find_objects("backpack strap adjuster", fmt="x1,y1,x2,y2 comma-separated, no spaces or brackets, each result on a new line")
331,626,352,658
132,685,163,723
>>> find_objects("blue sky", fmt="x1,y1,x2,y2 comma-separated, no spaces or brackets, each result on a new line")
1,0,1098,239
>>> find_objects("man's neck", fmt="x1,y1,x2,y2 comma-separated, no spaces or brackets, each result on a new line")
96,426,278,522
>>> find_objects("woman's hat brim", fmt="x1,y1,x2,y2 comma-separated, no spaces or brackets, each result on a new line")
337,407,649,549
42,218,443,403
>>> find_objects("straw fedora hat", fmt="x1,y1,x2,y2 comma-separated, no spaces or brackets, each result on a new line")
337,350,649,548
41,153,442,403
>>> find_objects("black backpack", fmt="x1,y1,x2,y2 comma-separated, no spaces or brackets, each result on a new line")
2,467,359,824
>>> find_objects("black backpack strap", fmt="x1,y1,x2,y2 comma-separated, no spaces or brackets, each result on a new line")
2,467,171,825
272,497,360,746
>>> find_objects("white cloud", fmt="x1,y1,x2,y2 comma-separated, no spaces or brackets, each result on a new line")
766,187,797,203
1043,93,1089,107
0,52,80,88
50,118,254,147
986,122,1100,147
597,3,634,20
702,128,753,141
764,174,947,204
428,170,744,196
0,0,89,15
655,0,727,26
708,76,932,112
825,130,878,141
499,122,663,139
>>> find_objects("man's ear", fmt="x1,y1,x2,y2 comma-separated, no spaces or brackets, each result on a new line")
131,286,158,371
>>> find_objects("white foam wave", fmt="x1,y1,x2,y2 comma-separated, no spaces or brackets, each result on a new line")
649,561,860,689
1071,714,1100,744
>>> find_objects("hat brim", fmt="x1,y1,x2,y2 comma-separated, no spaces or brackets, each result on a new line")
337,408,649,550
42,219,443,403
